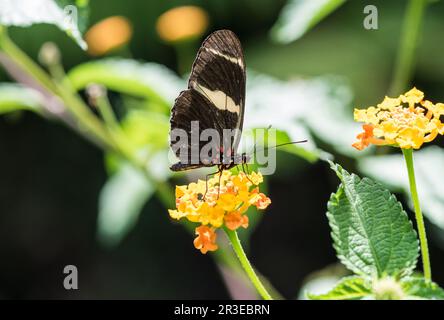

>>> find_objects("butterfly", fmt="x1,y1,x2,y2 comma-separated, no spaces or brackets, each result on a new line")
169,30,248,175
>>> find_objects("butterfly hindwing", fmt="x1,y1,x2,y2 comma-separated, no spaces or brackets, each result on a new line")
169,30,246,171
170,90,227,169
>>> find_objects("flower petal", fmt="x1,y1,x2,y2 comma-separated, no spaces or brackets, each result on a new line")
193,225,218,254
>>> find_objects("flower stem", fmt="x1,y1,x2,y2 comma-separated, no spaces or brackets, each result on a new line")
0,28,175,210
402,148,431,280
0,28,114,149
95,92,120,131
223,227,273,300
389,0,428,95
1,26,276,299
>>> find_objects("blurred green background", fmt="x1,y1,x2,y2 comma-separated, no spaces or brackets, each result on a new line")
1,0,444,299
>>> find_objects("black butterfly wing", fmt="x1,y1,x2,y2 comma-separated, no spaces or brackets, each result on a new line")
188,29,246,149
170,90,227,171
170,30,246,171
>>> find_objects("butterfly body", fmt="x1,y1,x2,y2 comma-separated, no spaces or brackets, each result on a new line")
169,30,247,173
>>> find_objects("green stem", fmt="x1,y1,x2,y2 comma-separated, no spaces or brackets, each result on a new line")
0,27,275,299
0,28,56,93
0,28,174,210
0,29,114,149
224,227,273,300
95,93,120,130
389,0,428,95
402,148,431,281
92,92,175,208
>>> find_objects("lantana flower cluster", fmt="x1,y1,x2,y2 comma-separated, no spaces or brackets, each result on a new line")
352,88,444,150
168,171,271,254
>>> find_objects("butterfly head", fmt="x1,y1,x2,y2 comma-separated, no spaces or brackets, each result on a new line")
221,152,249,170
241,153,250,164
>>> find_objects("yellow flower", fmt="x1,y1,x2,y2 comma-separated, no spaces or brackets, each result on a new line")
168,171,271,254
352,88,444,150
224,211,249,231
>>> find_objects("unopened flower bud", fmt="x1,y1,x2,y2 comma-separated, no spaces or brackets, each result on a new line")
38,42,61,66
372,277,405,300
86,83,106,107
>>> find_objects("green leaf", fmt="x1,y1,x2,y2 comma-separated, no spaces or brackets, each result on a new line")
273,129,320,162
270,0,347,43
246,72,359,157
401,277,444,300
67,59,184,108
0,0,88,49
97,164,153,247
245,72,340,162
98,111,171,245
307,276,371,300
120,110,170,150
55,0,89,33
298,263,350,299
358,146,444,231
104,110,170,175
327,162,419,278
0,83,42,114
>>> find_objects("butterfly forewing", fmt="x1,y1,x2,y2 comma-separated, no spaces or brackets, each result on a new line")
170,30,246,171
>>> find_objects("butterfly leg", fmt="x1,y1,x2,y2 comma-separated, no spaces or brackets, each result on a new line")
216,166,224,200
203,169,220,200
241,162,254,185
245,162,251,175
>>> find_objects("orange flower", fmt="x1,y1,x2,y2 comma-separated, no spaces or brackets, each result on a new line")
156,6,208,43
352,88,444,150
224,211,249,231
252,193,272,210
85,16,132,56
193,225,218,254
352,124,387,151
168,171,270,253
352,124,374,151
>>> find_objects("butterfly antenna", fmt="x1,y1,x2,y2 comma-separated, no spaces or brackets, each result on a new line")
267,140,308,151
250,124,272,155
251,140,308,154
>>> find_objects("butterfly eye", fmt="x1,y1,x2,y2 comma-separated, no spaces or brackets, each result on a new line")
197,193,204,201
